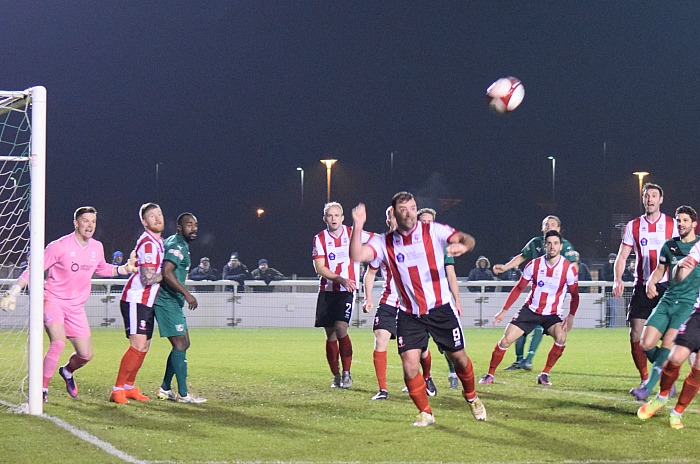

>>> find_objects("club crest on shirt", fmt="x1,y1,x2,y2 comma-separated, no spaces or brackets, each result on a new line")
537,280,545,287
397,253,405,263
328,252,336,261
641,238,648,246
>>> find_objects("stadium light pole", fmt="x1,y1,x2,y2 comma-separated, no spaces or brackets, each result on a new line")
320,159,337,203
633,171,649,213
296,167,304,206
548,156,556,205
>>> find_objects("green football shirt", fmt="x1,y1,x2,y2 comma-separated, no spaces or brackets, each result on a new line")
156,233,191,307
658,236,700,304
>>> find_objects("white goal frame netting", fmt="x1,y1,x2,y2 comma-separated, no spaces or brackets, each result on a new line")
0,87,46,415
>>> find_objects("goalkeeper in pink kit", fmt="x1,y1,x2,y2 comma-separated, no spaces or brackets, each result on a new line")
1,207,137,402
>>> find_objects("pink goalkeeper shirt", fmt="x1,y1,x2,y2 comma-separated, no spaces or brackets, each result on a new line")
20,232,116,306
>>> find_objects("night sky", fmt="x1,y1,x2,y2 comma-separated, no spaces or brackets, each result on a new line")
5,2,700,277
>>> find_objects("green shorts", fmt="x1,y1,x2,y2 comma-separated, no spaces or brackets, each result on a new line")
646,297,696,334
153,300,188,338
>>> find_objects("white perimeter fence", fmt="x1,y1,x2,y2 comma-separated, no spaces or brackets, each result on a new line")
0,279,633,330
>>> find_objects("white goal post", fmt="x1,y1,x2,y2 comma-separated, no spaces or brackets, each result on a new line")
0,86,46,415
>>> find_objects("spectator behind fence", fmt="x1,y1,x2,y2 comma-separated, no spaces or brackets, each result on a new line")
111,251,128,280
222,252,250,291
572,251,591,293
251,258,285,292
467,256,497,292
189,257,220,281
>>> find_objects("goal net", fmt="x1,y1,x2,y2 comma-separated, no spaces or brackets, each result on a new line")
0,87,46,415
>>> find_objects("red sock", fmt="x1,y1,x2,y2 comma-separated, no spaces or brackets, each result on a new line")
674,367,700,414
373,350,388,391
631,341,649,381
325,340,340,375
456,356,476,401
65,352,91,374
420,350,432,379
125,349,147,386
659,362,681,396
488,343,507,376
338,335,353,372
115,346,143,388
542,343,565,374
406,372,431,414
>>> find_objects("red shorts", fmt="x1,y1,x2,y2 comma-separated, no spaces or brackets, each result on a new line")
44,299,91,338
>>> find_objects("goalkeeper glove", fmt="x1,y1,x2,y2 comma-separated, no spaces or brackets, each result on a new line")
1,283,22,312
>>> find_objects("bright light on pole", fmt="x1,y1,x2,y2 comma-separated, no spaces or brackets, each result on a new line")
320,159,337,203
256,208,265,218
548,156,556,205
296,167,304,206
633,171,649,213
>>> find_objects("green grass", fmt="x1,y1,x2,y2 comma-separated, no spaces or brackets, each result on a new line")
2,327,699,463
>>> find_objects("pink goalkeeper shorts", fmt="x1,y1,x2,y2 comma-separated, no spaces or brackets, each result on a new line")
44,299,91,338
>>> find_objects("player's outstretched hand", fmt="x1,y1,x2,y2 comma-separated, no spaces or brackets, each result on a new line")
446,243,468,257
493,309,507,326
125,250,138,274
1,283,22,312
1,293,16,312
352,203,367,227
493,264,506,274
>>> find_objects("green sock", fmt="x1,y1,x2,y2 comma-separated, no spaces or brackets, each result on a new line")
514,335,526,361
644,347,671,393
171,349,188,396
645,346,659,363
525,326,544,362
444,353,455,374
161,351,175,391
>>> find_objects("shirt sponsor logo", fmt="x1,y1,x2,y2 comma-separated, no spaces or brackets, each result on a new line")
71,263,79,272
168,249,184,260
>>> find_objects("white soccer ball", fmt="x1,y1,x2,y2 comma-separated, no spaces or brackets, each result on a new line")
486,76,525,113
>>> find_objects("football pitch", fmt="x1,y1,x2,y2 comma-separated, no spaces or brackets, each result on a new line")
1,327,698,463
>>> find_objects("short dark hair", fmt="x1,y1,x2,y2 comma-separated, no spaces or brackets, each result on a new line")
391,191,414,210
177,212,196,228
74,206,97,221
676,205,698,222
544,229,562,242
642,182,663,197
139,202,160,220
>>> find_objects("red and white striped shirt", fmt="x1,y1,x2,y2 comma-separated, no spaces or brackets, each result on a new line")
368,256,401,308
366,221,456,316
521,255,578,317
313,226,371,292
621,214,677,285
121,230,164,307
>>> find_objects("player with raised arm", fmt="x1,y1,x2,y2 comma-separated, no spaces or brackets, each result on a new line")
638,237,700,428
110,203,165,404
630,206,699,401
0,206,137,403
492,216,577,371
154,213,207,403
313,202,370,389
363,207,435,400
613,183,677,391
479,230,579,387
350,192,485,427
